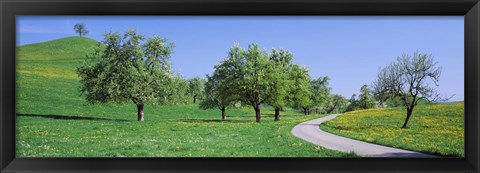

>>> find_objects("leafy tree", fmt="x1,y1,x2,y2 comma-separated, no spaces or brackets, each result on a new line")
265,48,293,121
346,94,358,112
347,85,378,111
73,23,89,37
325,94,349,113
289,64,312,115
200,73,236,120
77,30,175,121
358,84,376,109
385,96,404,107
310,76,331,114
188,77,206,103
160,74,190,105
374,94,388,108
213,43,274,122
372,51,446,128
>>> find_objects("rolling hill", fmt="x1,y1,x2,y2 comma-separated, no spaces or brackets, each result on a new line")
15,37,353,157
16,37,100,116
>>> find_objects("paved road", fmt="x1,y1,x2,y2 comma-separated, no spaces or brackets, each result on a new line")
291,114,438,158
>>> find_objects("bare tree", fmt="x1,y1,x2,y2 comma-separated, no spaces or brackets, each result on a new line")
373,51,447,128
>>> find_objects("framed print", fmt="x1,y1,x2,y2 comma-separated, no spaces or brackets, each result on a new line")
1,0,479,172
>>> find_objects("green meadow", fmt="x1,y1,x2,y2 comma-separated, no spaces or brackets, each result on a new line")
15,37,354,157
17,103,355,157
16,36,464,158
321,102,464,157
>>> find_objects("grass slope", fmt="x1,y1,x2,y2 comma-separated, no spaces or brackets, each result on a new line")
321,102,464,157
16,37,354,157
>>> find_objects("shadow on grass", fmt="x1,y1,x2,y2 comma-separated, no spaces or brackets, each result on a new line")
263,114,281,117
17,114,129,122
224,115,255,117
227,114,276,117
175,118,252,123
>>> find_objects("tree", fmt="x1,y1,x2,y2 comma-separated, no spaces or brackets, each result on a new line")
325,94,349,113
214,44,274,122
346,94,358,112
265,49,293,121
289,64,312,115
310,76,331,114
200,73,236,120
188,77,205,103
358,84,376,109
74,23,89,37
372,51,445,128
160,74,190,105
385,96,404,107
374,93,388,108
77,30,175,121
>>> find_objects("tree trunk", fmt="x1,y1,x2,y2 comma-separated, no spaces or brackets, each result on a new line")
221,107,226,120
137,104,144,122
401,107,413,128
193,96,196,103
274,108,280,121
255,107,261,122
303,108,307,115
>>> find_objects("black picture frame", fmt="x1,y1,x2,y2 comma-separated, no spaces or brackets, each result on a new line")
1,0,479,172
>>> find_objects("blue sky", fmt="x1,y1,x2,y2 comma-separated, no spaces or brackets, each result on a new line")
17,16,464,101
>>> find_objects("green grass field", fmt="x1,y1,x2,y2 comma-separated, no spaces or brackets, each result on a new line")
320,102,464,157
16,36,464,158
16,37,355,157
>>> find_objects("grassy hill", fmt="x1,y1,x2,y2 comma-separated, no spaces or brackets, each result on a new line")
18,36,99,61
15,37,354,157
321,102,464,157
17,36,99,79
17,37,100,116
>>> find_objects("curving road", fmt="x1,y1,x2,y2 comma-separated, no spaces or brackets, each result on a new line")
291,114,438,158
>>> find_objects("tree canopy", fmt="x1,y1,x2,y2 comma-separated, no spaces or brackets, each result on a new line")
188,77,206,103
209,43,331,121
325,94,349,114
289,64,313,115
200,73,237,120
265,48,293,120
77,30,175,121
213,44,275,122
159,74,190,105
358,84,376,109
310,76,331,114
